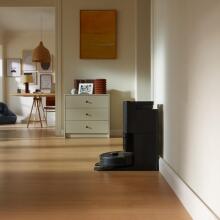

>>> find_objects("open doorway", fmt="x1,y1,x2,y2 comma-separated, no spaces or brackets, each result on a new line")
0,7,56,138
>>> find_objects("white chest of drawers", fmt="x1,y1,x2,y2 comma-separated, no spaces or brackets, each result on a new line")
64,94,110,138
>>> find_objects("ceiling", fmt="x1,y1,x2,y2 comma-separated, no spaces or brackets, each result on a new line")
0,7,55,32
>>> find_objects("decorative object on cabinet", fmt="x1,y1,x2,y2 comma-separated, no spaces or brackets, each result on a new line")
22,74,33,93
64,94,110,138
22,50,37,73
78,83,94,94
74,79,94,93
80,10,117,59
7,58,21,77
71,88,76,95
94,79,106,94
40,74,52,90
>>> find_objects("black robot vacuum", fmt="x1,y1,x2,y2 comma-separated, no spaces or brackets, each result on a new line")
94,151,133,171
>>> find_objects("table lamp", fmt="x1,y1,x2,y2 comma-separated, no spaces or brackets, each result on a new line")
22,75,33,93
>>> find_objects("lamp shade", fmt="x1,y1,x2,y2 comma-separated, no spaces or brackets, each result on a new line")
22,75,33,83
32,41,51,63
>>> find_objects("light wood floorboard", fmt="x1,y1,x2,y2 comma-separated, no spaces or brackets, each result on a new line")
0,127,192,220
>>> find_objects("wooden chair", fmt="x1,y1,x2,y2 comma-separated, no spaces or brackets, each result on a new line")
44,96,55,124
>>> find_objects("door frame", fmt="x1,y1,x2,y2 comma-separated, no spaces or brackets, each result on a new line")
0,0,62,135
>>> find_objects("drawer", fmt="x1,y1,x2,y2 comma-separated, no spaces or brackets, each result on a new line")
65,121,109,134
65,95,109,109
65,109,108,121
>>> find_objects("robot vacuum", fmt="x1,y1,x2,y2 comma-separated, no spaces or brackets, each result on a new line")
94,151,133,171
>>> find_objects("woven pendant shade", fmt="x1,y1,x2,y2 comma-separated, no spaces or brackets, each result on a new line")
32,41,51,63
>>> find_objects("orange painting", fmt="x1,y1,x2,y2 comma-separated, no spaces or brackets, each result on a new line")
80,10,117,59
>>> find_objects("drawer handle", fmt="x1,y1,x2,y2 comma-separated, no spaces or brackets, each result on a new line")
85,100,92,104
86,125,92,129
85,113,91,117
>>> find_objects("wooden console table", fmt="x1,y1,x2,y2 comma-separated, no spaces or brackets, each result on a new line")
11,93,55,128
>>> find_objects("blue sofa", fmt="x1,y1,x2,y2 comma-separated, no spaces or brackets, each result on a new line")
0,103,17,125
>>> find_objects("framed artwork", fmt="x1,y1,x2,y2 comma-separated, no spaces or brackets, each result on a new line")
7,58,21,77
78,83,93,94
22,50,37,73
40,74,52,90
23,72,37,85
80,10,117,59
74,79,94,92
37,55,53,73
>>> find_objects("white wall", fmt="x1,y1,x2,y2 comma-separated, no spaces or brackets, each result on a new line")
5,31,55,124
152,0,220,218
61,0,151,133
135,0,151,101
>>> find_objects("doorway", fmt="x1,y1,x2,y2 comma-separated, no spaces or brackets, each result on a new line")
0,6,58,138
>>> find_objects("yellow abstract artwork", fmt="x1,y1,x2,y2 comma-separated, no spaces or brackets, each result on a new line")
80,10,117,59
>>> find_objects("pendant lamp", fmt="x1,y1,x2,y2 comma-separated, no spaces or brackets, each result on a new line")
32,41,51,63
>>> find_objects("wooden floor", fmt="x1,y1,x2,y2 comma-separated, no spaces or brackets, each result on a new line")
0,127,192,220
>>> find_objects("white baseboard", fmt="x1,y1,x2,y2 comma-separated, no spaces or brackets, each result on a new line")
110,129,123,137
159,158,219,220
